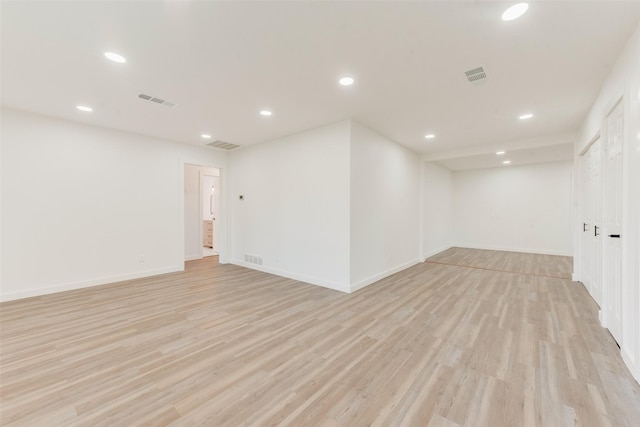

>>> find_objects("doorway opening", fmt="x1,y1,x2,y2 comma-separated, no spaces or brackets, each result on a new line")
184,164,222,262
202,172,220,257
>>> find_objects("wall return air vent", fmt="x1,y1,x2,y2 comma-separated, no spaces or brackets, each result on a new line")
206,140,240,151
464,66,487,84
137,93,176,108
244,254,263,265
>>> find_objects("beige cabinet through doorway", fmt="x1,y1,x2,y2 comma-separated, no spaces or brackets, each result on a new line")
203,220,213,248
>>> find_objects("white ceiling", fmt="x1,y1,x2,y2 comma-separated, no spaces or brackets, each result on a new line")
437,142,574,171
2,1,639,161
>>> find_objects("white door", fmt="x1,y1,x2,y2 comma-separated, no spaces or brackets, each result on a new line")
581,137,603,307
603,98,624,345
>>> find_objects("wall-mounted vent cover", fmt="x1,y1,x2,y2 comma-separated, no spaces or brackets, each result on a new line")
244,254,263,265
137,93,176,108
464,66,487,83
206,140,240,151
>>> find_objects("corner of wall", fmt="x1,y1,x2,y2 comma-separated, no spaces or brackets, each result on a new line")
348,121,421,290
349,258,421,293
230,258,350,293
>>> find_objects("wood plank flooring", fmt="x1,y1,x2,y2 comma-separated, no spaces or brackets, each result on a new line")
1,248,639,426
428,247,574,280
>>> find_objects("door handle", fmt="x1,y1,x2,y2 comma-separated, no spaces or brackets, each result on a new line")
594,225,599,237
583,223,588,232
608,234,621,238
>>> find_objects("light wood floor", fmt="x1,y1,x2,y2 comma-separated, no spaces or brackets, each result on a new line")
1,248,639,426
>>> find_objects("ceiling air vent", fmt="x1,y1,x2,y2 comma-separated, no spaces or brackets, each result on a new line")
464,66,487,83
137,93,176,108
206,140,240,151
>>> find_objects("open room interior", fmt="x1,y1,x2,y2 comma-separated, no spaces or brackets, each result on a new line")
1,1,640,425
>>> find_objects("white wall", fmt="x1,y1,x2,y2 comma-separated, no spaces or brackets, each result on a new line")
184,164,202,261
0,108,227,301
228,119,421,293
228,120,351,292
453,161,573,256
422,162,453,259
574,23,640,384
349,121,420,291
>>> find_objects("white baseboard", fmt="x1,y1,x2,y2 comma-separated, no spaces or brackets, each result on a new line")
229,259,350,293
231,258,422,294
454,244,572,257
422,246,453,261
0,265,183,302
185,254,202,261
572,273,579,281
599,310,605,327
350,258,421,293
621,347,640,385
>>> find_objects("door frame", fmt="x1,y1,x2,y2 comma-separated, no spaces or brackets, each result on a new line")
180,161,227,266
578,131,602,304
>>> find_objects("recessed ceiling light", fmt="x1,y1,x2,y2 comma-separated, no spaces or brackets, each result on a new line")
104,51,126,63
496,151,506,155
503,160,512,165
339,76,354,86
519,113,534,120
76,105,93,112
424,134,436,139
502,3,529,21
260,110,272,116
201,134,212,139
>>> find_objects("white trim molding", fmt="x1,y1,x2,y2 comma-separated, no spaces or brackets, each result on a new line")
422,246,453,261
454,244,572,257
230,259,350,293
0,265,183,302
350,258,422,293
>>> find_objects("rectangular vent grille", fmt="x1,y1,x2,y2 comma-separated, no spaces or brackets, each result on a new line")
244,254,263,265
206,140,240,151
464,66,487,83
138,93,176,108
